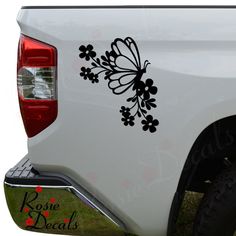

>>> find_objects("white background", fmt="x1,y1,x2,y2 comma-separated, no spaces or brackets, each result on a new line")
0,0,235,235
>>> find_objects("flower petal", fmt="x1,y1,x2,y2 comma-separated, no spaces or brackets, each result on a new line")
79,52,86,58
87,44,93,50
79,45,86,51
143,92,150,100
146,115,153,122
149,126,157,133
153,119,159,126
142,124,149,131
146,79,153,87
141,119,147,125
90,51,97,58
150,86,158,95
130,121,135,126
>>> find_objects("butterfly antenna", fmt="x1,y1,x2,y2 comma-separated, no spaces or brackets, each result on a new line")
144,60,151,68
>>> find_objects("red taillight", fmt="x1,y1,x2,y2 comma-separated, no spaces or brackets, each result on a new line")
17,35,57,137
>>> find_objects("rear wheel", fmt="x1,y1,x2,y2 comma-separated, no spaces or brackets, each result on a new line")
193,164,236,236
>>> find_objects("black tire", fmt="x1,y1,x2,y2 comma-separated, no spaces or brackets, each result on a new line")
193,164,236,236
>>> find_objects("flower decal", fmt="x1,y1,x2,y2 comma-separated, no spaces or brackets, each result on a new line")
121,113,135,127
80,67,92,80
120,106,131,116
78,37,159,133
89,73,99,83
79,45,96,61
141,115,159,133
136,79,158,100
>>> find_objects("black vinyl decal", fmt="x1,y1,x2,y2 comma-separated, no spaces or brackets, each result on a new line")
79,37,159,133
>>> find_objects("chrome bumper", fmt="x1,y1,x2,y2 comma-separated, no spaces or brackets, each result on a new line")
4,158,134,236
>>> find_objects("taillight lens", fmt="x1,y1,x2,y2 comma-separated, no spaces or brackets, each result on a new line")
17,35,57,137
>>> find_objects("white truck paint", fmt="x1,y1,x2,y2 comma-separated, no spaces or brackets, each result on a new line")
17,7,236,236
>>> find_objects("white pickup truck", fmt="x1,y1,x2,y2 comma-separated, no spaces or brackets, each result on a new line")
4,5,236,236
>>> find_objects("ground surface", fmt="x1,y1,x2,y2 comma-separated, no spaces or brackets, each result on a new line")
175,192,203,236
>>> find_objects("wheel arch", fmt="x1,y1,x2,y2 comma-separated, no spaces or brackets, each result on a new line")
167,115,236,236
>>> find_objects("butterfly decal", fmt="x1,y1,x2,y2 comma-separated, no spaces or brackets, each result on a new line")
79,37,159,133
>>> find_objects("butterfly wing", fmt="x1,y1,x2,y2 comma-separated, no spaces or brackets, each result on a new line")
107,71,137,95
106,37,142,94
124,37,141,69
111,37,141,70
